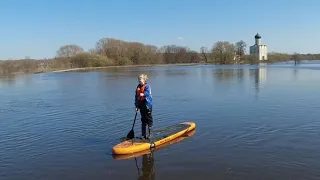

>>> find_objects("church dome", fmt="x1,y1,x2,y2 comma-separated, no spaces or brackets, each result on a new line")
255,33,261,39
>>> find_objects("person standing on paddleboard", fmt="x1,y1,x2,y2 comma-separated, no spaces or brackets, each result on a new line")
135,74,153,140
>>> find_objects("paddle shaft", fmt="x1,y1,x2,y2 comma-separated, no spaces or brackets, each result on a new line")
131,111,138,130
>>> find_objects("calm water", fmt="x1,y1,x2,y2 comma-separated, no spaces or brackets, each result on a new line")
1,61,320,180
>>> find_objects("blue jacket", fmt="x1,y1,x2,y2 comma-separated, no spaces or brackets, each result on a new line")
135,83,152,110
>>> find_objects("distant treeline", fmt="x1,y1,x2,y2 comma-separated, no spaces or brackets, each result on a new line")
1,37,319,75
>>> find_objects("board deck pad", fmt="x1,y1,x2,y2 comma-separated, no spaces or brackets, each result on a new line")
132,123,191,143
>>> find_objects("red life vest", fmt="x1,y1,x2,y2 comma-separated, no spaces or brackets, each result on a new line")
136,84,146,101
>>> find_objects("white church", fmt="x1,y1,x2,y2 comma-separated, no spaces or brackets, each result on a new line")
249,33,267,60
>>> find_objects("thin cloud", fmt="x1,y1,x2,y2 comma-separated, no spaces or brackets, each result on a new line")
177,37,184,40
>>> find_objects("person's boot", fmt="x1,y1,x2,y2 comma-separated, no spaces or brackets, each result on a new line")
147,126,153,139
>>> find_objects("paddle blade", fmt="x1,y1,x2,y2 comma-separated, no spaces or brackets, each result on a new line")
126,129,134,140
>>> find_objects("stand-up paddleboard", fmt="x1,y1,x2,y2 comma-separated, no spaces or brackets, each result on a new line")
113,129,196,160
112,122,196,155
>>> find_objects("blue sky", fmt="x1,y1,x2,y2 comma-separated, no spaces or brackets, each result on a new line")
0,0,319,60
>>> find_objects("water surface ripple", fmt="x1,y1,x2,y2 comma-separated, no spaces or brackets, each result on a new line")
1,62,320,180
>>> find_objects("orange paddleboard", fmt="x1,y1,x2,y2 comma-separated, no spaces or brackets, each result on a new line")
112,122,196,155
112,129,196,160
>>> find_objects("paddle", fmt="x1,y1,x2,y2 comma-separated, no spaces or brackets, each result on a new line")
126,109,138,140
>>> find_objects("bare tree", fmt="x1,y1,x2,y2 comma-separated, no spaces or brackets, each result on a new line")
159,45,197,64
211,41,236,64
88,48,97,55
56,44,84,57
235,40,247,56
161,45,176,64
200,46,209,63
291,52,301,65
95,38,109,56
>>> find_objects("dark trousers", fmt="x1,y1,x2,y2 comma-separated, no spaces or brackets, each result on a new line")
139,103,153,137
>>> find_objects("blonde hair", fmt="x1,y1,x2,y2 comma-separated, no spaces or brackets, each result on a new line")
138,74,148,81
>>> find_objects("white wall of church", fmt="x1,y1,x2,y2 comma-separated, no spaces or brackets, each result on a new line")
259,45,267,60
249,33,268,61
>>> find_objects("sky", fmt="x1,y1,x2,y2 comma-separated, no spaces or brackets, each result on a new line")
0,0,320,60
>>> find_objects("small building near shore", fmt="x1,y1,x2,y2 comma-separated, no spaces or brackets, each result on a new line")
249,33,268,60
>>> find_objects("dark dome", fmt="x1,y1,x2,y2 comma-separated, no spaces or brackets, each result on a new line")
255,33,261,39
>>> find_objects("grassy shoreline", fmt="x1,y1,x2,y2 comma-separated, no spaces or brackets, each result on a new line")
49,63,203,73
0,58,315,77
47,60,296,73
47,61,273,73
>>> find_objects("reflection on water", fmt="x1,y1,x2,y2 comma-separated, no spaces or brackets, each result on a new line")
136,153,155,180
235,68,245,84
214,68,237,82
1,62,320,180
293,68,298,81
0,76,16,87
112,130,196,179
251,64,268,99
209,65,268,100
